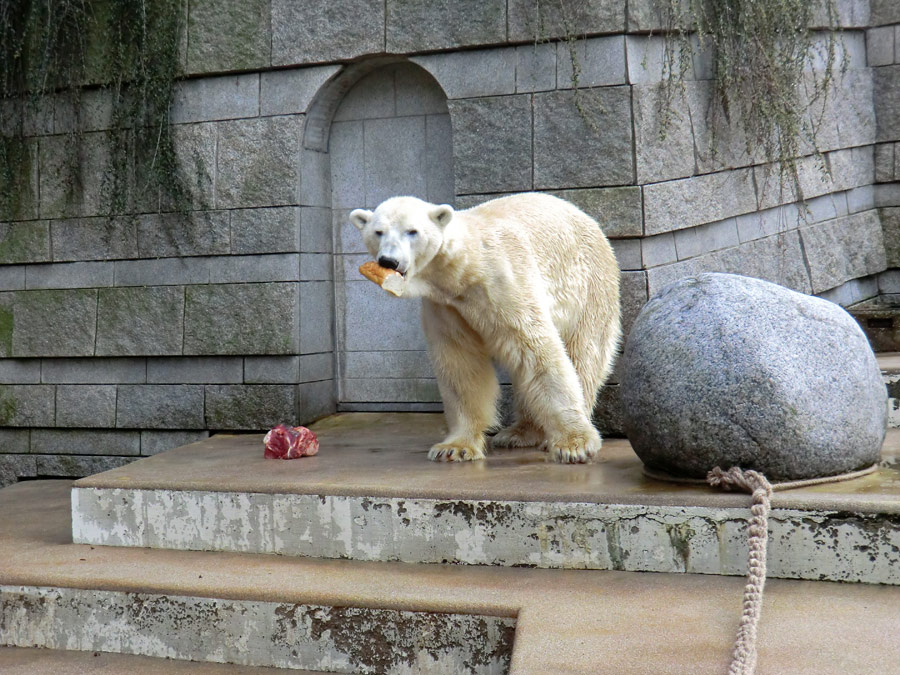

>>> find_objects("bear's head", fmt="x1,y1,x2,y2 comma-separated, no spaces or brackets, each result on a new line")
350,196,453,279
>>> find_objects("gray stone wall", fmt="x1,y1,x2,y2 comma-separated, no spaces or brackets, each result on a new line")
0,0,891,481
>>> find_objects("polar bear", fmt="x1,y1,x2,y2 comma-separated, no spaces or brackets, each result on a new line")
350,193,621,464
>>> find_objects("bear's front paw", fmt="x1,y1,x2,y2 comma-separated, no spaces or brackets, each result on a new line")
546,431,601,464
428,442,486,462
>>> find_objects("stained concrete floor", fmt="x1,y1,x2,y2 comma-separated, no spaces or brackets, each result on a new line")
75,412,900,514
2,479,900,673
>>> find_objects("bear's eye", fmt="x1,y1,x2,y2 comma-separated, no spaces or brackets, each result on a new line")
374,230,383,236
407,230,418,236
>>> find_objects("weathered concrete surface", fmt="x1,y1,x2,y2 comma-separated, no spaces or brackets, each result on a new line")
5,480,900,674
0,646,310,673
71,414,900,583
0,586,514,674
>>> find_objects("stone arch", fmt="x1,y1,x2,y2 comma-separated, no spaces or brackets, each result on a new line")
303,59,454,411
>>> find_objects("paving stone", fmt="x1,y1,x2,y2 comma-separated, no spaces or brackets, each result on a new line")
55,385,117,428
874,66,900,143
209,254,300,284
448,96,533,194
0,455,35,485
387,0,506,52
395,63,451,116
0,385,55,426
24,261,113,289
272,0,385,66
508,0,624,41
340,281,425,352
0,430,29,454
801,210,887,293
40,358,146,384
113,257,210,287
35,454,132,477
412,49,516,99
38,133,113,219
0,138,38,221
232,207,301,255
186,0,270,73
298,379,335,421
184,283,299,355
341,350,433,380
12,289,97,358
300,254,332,281
0,359,40,384
646,230,813,297
168,122,216,210
298,150,331,208
261,66,341,117
244,356,301,384
136,211,230,258
137,430,209,457
50,217,138,262
544,187,643,238
170,74,259,124
643,168,757,235
534,87,634,189
364,116,427,207
516,43,557,93
96,287,185,356
0,267,24,292
147,357,244,384
300,281,334,354
867,26,896,66
0,222,50,265
557,37,626,88
641,232,677,268
610,239,641,271
116,385,205,429
632,82,695,183
875,143,895,182
673,219,740,261
217,116,303,208
205,385,298,430
300,207,333,253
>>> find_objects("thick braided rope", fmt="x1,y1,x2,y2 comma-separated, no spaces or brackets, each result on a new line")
707,466,774,675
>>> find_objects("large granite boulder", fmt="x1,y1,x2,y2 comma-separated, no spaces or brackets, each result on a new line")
620,273,886,480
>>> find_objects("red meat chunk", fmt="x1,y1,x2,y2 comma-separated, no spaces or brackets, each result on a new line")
264,424,319,459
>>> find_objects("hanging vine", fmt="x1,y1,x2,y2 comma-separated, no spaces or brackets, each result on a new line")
0,0,189,221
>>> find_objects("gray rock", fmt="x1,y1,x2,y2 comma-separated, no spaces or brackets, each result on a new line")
0,222,50,264
621,273,886,480
96,286,185,356
32,429,140,456
12,289,97,357
186,0,270,73
205,384,298,430
271,0,384,66
508,0,624,41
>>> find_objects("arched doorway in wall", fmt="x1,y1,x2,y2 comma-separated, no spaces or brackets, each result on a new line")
327,61,454,411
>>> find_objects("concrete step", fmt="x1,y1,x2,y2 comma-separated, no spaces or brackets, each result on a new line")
71,413,900,584
3,480,900,674
0,646,303,674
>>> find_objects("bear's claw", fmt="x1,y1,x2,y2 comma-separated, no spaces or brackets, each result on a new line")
428,442,486,462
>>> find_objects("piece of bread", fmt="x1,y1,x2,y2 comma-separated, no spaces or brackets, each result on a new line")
359,261,405,297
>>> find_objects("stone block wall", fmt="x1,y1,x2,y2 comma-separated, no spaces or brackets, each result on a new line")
0,0,892,482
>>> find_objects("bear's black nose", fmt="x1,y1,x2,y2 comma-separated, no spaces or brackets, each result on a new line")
378,256,400,270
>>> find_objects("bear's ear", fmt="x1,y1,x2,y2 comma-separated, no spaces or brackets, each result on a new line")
349,209,373,231
429,204,454,228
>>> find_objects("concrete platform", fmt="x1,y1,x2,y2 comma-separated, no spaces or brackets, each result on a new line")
4,480,900,674
72,413,900,584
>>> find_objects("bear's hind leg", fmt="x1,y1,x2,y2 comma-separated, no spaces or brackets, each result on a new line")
492,385,544,448
422,300,499,462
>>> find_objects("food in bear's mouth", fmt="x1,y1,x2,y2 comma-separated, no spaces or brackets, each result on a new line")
359,261,405,297
264,424,319,458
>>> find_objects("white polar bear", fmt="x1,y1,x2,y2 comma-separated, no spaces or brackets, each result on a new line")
350,193,621,464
